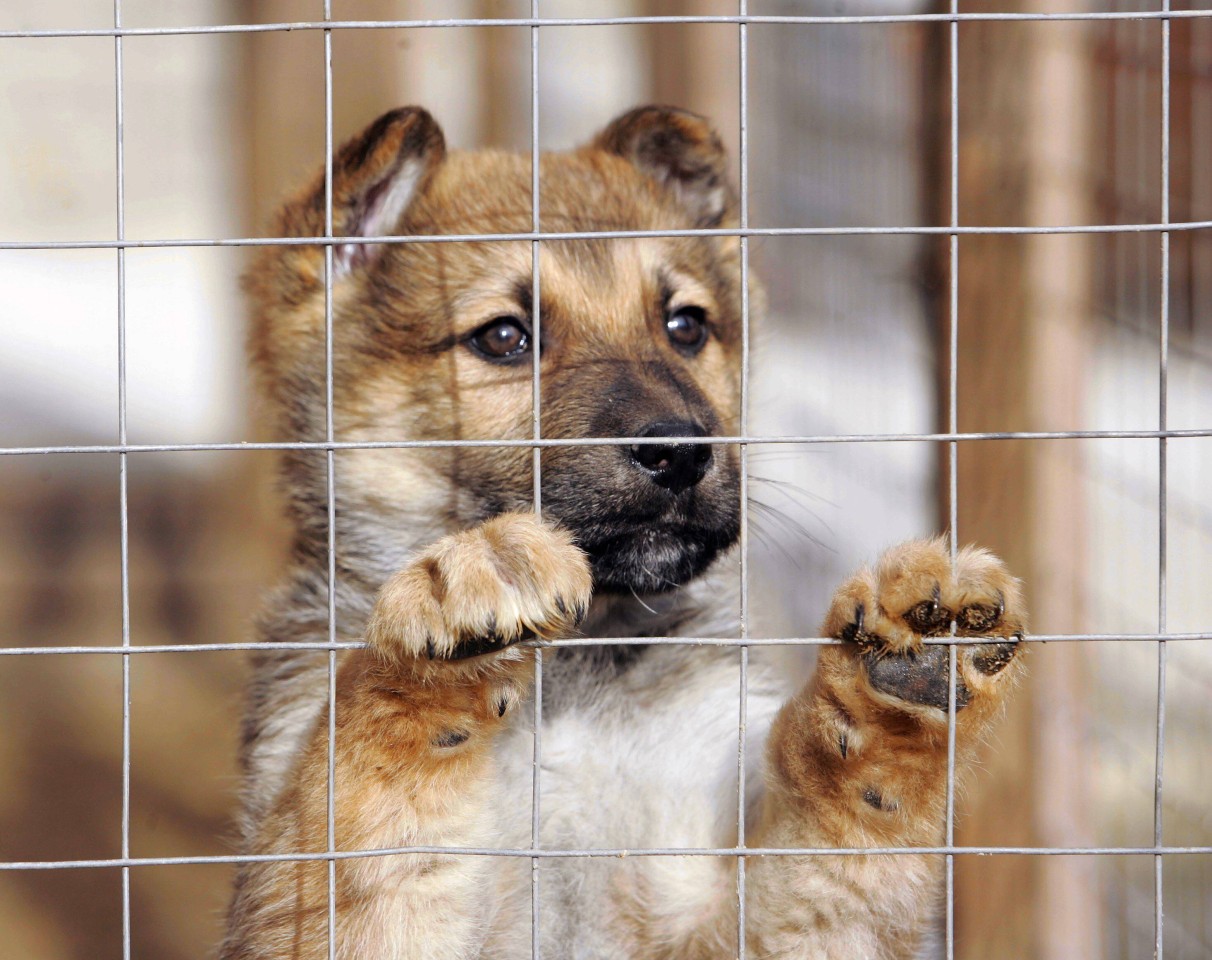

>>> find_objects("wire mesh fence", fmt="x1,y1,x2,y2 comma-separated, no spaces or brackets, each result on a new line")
1,2,1210,959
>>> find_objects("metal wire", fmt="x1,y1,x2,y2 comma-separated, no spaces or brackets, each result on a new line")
4,4,1206,958
4,844,1211,874
322,4,338,958
3,632,1211,658
1155,2,1172,956
736,2,751,955
944,4,960,956
4,427,1212,460
2,219,1210,253
529,4,543,954
112,3,131,958
3,9,1212,41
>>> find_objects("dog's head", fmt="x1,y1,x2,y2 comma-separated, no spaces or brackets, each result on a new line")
248,106,750,595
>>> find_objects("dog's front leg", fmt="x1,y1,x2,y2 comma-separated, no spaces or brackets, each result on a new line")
743,539,1026,960
222,512,591,960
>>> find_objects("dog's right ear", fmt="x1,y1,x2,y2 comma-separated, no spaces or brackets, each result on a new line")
591,106,733,228
275,106,446,280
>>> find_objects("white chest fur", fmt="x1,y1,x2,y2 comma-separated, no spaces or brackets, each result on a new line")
484,646,803,957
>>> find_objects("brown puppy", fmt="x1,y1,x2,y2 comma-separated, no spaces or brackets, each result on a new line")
223,105,1026,960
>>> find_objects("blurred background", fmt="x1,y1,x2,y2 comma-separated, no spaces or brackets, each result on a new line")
1,1,1210,958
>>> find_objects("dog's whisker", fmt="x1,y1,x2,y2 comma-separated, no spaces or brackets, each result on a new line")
748,473,836,511
748,476,838,543
629,585,661,616
746,501,804,562
750,502,827,552
744,516,802,571
747,496,835,555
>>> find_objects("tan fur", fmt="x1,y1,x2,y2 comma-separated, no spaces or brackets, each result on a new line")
223,106,1027,959
745,540,1025,959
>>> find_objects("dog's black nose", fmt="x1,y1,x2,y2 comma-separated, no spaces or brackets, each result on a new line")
629,420,713,494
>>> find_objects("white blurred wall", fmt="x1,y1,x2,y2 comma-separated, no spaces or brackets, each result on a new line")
0,0,249,448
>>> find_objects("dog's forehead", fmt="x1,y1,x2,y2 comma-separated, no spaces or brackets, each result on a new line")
372,147,741,349
412,147,687,234
417,240,682,340
391,149,725,307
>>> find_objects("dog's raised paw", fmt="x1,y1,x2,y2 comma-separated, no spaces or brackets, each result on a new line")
366,512,592,667
823,538,1026,711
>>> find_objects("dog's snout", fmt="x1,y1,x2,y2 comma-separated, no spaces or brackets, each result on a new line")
628,420,713,494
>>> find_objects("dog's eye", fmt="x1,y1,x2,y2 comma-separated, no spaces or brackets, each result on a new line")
467,317,531,362
665,306,709,354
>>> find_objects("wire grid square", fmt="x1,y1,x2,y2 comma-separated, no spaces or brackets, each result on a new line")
1,4,1210,960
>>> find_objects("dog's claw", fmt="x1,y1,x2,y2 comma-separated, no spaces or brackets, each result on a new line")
431,729,470,748
841,603,866,643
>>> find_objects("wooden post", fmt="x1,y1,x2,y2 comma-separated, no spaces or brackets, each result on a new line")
941,5,1102,959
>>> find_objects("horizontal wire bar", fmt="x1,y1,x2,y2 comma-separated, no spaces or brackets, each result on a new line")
3,219,1212,252
3,9,1212,40
3,428,1211,458
4,844,1211,872
3,633,1207,656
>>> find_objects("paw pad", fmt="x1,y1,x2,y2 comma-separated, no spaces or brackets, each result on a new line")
902,587,952,636
971,639,1019,677
864,646,971,711
825,539,1026,711
956,593,1004,633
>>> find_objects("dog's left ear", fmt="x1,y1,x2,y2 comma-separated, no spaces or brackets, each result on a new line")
271,106,447,279
591,106,734,228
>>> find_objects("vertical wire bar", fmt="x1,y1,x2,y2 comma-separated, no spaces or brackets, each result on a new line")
736,2,750,957
1154,2,1171,957
945,3,960,959
113,2,131,958
323,3,338,958
530,3,543,956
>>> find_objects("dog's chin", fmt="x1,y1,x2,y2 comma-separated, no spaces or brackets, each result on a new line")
536,460,743,595
579,521,738,595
